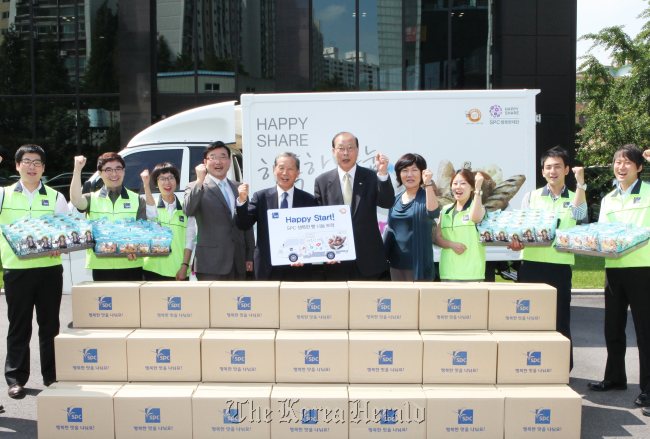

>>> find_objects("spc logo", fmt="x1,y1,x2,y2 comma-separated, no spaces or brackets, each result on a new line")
378,350,394,365
98,296,112,311
230,349,246,364
534,408,551,425
447,298,462,313
223,408,240,424
527,351,542,366
145,407,161,423
304,349,320,365
452,351,468,366
66,407,83,423
237,296,252,311
301,409,319,424
82,348,98,364
379,409,398,425
155,348,171,363
272,212,279,219
457,408,474,425
306,298,321,313
376,298,392,313
167,296,182,311
515,299,530,314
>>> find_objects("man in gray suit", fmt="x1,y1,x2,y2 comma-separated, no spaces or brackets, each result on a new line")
184,141,254,280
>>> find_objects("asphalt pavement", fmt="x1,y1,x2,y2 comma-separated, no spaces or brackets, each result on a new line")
0,291,648,438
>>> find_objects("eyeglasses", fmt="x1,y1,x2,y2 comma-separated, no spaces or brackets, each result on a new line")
334,146,357,153
102,166,124,174
206,155,230,161
157,176,176,183
20,159,44,168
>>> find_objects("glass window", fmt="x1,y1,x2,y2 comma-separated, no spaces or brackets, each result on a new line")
122,148,183,193
418,0,450,90
450,0,489,89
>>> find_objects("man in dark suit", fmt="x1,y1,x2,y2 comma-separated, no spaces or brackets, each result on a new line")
314,131,394,280
235,152,317,280
184,141,254,280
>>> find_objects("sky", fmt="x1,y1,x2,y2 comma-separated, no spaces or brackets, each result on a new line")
577,0,648,66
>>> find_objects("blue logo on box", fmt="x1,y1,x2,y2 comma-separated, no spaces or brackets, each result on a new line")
378,350,393,365
155,348,171,363
98,296,112,311
223,408,240,424
66,407,83,423
447,298,462,313
167,296,182,311
306,298,321,313
379,409,398,425
145,407,161,424
237,296,252,311
535,408,551,424
452,351,468,366
272,212,279,219
230,349,246,364
302,409,318,424
457,409,474,425
516,299,530,314
304,349,320,365
82,348,98,363
527,351,542,366
377,298,392,313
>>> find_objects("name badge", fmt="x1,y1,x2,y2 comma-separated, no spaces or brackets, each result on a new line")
41,200,50,206
179,215,185,222
462,214,470,222
633,197,642,204
123,202,131,209
563,201,571,208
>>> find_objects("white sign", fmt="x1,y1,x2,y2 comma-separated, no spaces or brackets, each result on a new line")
267,205,356,266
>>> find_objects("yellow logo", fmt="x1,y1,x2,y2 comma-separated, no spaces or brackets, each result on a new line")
466,108,482,123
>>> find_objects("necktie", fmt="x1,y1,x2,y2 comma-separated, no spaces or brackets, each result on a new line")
280,191,289,209
343,173,352,205
219,180,233,215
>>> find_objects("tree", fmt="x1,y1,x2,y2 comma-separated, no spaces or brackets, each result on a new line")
157,35,174,72
83,0,118,93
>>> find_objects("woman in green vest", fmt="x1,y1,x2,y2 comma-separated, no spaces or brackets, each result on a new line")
434,168,486,281
140,163,195,281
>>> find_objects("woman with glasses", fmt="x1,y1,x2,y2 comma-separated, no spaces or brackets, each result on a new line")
70,152,147,281
140,162,196,281
434,168,486,281
383,153,439,281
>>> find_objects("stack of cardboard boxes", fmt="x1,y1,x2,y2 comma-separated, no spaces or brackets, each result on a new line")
38,280,582,438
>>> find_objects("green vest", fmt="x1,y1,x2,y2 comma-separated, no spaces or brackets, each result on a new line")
523,186,577,265
599,180,650,268
439,201,485,280
143,195,189,278
0,182,62,269
86,186,143,270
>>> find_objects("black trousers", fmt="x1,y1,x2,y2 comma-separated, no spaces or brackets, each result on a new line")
143,270,178,281
4,264,63,386
603,267,650,392
92,267,143,281
518,260,573,368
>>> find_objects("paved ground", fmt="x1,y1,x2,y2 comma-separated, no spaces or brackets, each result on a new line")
0,291,648,438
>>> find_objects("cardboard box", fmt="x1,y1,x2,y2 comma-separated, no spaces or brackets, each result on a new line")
37,383,123,439
72,281,142,328
140,281,210,328
271,384,348,439
348,331,423,383
419,283,488,330
421,331,497,384
275,330,348,383
348,281,419,329
55,329,132,381
210,281,279,328
280,282,349,329
127,329,203,381
493,332,570,384
348,385,427,439
113,383,197,438
487,283,557,330
193,383,272,439
201,329,276,382
423,385,504,439
498,385,582,438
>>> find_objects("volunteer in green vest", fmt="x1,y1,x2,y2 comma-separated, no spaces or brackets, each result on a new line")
140,162,195,280
588,144,650,413
510,146,587,370
434,168,486,281
70,152,146,281
1,144,68,399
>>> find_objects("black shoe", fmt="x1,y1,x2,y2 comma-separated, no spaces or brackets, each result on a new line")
587,380,627,391
43,378,56,387
643,407,650,417
7,384,25,399
634,392,649,407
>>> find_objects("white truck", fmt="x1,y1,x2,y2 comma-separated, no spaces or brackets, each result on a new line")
63,89,539,290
